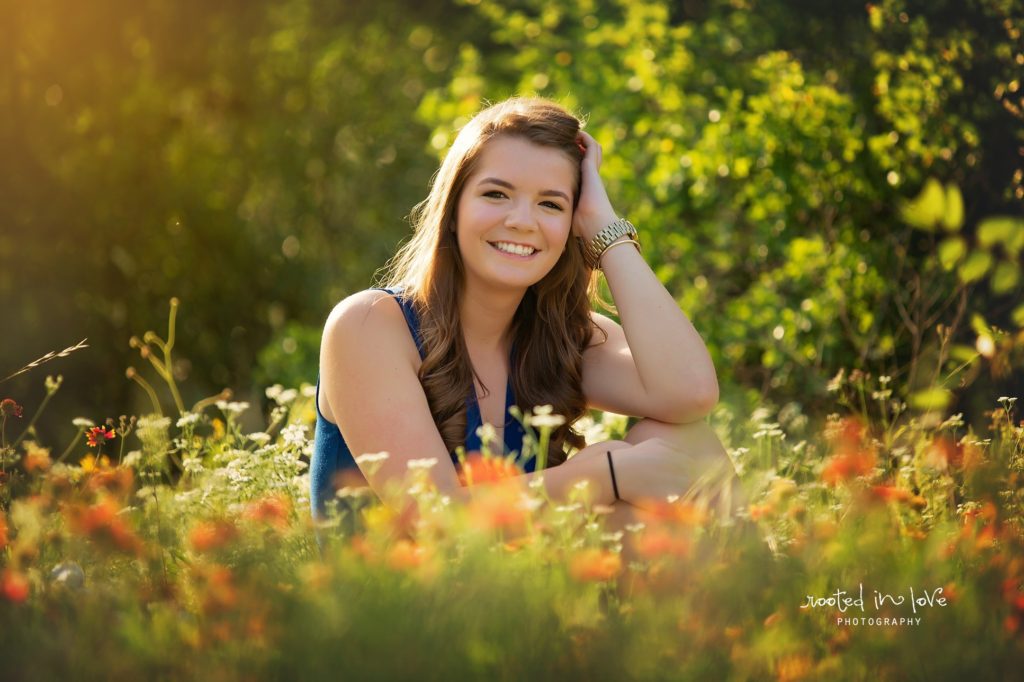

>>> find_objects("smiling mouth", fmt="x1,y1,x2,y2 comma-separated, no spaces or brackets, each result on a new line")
488,241,539,258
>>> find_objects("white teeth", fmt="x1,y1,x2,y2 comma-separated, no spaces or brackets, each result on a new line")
492,241,537,256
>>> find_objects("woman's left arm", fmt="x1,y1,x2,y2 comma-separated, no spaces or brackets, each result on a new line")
575,131,718,424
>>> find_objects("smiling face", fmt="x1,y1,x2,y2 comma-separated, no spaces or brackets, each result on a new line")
454,135,577,294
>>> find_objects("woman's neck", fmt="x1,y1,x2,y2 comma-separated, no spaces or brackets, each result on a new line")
459,284,524,355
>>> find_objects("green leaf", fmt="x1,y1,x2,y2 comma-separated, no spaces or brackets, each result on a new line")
938,237,965,270
958,250,993,284
1013,304,1024,328
910,387,953,411
977,217,1018,249
991,261,1020,294
941,184,963,231
948,344,977,363
899,178,945,231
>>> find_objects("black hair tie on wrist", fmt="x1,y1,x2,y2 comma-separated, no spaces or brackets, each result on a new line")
606,450,621,501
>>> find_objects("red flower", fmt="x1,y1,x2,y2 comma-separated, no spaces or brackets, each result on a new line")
1,569,29,603
0,398,23,418
86,425,116,448
0,514,8,551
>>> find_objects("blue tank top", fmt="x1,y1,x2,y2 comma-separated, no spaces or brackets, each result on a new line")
310,287,530,520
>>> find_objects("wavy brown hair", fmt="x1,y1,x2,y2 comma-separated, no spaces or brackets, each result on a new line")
379,97,605,468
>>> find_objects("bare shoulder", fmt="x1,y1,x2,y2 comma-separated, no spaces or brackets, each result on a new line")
319,289,420,420
326,289,406,336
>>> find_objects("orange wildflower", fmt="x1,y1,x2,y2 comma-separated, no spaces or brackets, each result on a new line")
569,547,622,582
65,498,143,554
386,538,429,571
196,564,239,615
189,520,239,553
635,500,707,527
777,653,814,681
243,494,292,530
86,466,134,496
634,527,690,560
466,481,529,533
0,514,7,551
821,449,876,485
457,452,522,486
748,503,775,520
23,446,51,473
821,417,876,485
1,569,29,603
869,485,912,503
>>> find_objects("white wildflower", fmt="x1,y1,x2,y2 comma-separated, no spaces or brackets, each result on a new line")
247,432,272,445
666,494,681,504
72,417,95,429
176,412,202,428
601,531,624,543
281,423,308,447
531,412,566,429
476,423,498,445
265,384,284,401
136,415,171,432
300,384,316,398
518,494,544,512
182,456,204,474
174,489,200,504
216,400,250,416
121,450,142,468
407,457,439,470
624,522,646,533
355,452,390,465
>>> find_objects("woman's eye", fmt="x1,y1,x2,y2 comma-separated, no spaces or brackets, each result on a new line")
483,190,507,199
541,201,564,211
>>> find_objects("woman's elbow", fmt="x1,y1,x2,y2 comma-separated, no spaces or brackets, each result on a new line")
666,383,719,424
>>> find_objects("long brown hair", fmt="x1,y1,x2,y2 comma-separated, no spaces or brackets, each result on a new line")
379,97,603,467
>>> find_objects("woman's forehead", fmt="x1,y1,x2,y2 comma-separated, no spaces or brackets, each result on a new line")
470,135,576,189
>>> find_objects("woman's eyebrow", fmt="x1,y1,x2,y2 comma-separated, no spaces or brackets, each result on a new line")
477,177,570,202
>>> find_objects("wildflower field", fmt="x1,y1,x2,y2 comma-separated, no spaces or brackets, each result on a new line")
2,302,1023,682
5,0,1024,679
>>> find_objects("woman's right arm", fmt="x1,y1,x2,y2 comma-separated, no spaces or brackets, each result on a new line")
320,291,628,513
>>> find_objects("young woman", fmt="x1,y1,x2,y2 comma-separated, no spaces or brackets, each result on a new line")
311,97,741,535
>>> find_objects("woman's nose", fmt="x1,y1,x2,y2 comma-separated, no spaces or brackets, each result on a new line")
504,201,536,229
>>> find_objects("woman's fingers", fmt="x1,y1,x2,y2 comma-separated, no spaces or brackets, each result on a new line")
577,130,602,168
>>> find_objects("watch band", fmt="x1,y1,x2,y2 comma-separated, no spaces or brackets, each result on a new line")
584,218,639,268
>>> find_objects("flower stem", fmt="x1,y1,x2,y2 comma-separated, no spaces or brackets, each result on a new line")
12,390,57,449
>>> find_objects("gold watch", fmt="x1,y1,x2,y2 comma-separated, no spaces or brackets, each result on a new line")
583,218,639,269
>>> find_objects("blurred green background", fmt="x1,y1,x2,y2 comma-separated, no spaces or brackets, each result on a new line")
2,0,1022,445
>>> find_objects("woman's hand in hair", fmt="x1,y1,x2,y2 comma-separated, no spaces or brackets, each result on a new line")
572,130,619,242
